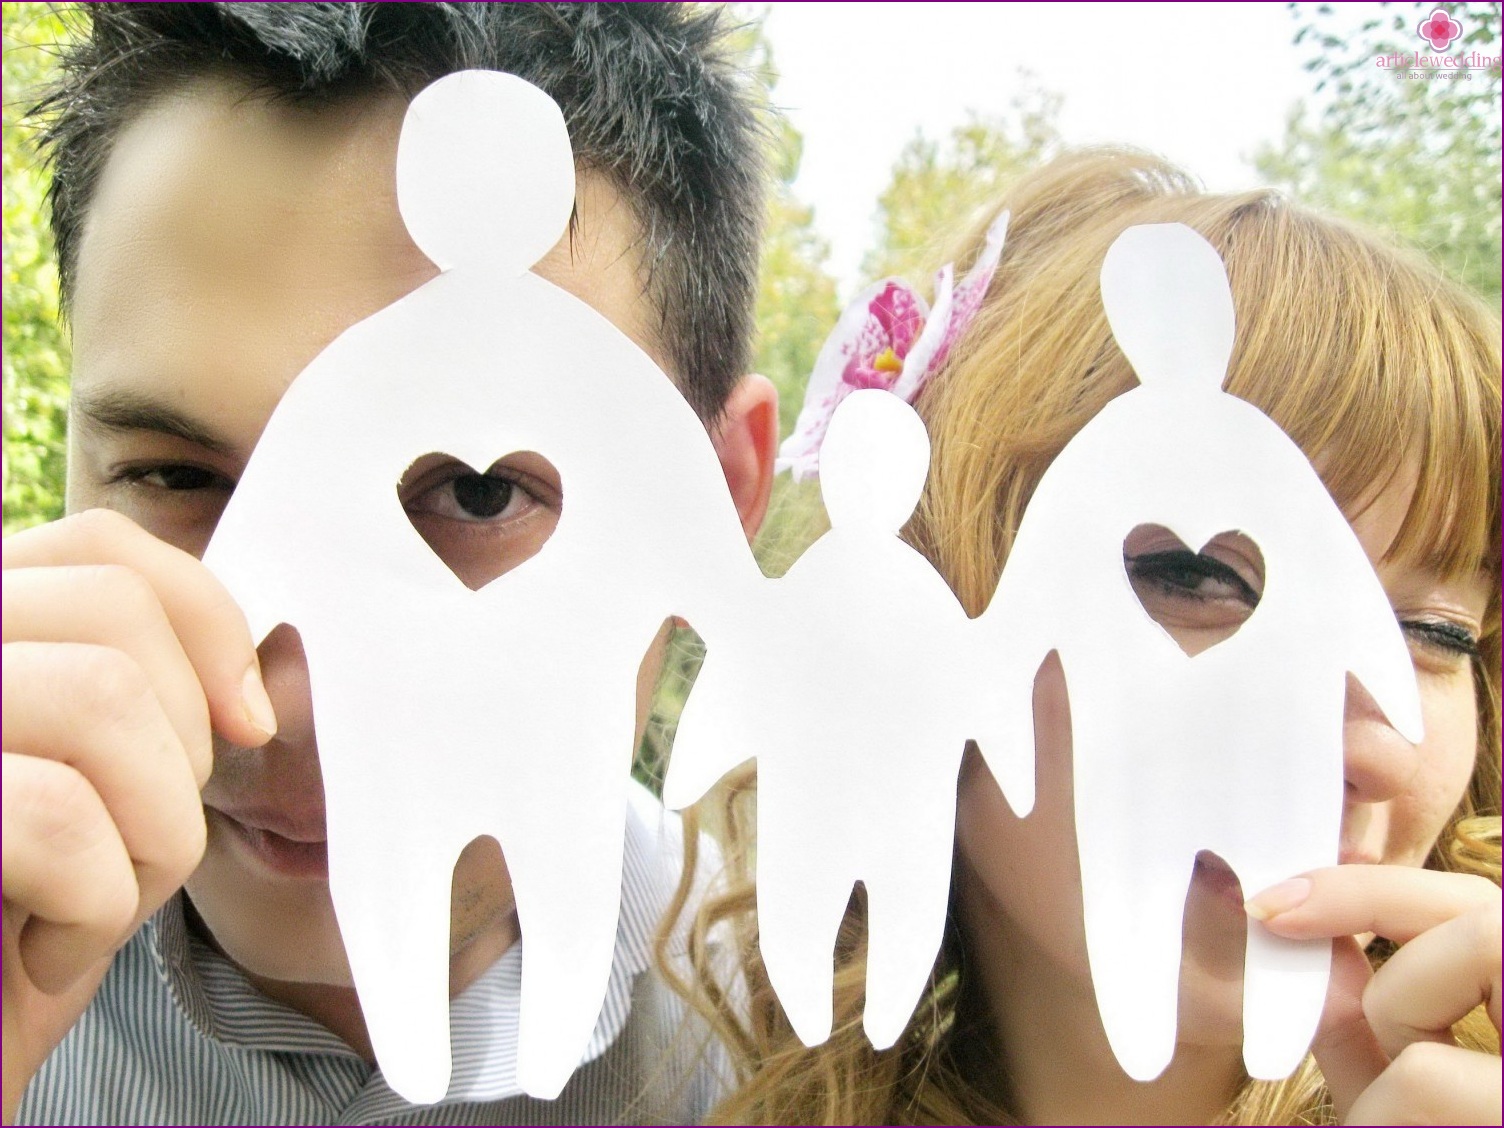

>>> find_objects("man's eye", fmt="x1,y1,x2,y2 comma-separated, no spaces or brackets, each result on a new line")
408,472,529,524
115,464,233,491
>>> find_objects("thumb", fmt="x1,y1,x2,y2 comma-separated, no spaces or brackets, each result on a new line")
1310,936,1388,1122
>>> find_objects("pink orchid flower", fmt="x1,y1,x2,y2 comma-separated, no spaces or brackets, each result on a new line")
777,210,1009,482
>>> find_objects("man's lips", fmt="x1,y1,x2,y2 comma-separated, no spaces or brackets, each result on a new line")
209,807,329,879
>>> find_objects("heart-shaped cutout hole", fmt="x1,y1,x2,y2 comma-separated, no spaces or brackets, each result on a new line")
1122,524,1264,657
399,451,562,591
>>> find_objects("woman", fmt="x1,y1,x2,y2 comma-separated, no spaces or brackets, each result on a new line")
668,150,1501,1124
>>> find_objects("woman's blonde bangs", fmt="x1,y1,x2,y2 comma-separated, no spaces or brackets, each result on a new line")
1211,200,1501,584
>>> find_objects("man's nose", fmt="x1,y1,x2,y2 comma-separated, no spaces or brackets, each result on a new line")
1341,672,1421,803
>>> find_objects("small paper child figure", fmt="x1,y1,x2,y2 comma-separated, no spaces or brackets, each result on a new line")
204,71,758,1103
976,223,1424,1081
664,389,1033,1049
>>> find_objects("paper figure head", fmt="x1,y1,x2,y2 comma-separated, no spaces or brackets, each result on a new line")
397,70,575,273
819,389,932,534
1099,222,1235,392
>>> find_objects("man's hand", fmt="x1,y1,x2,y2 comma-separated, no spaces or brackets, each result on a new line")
2,510,275,1123
1248,865,1502,1125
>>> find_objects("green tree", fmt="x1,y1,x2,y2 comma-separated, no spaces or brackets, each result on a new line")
3,1,72,533
1255,2,1502,301
864,81,1062,281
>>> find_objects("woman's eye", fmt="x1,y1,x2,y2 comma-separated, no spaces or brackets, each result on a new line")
408,472,530,524
1122,548,1262,649
1400,618,1479,663
1125,550,1262,609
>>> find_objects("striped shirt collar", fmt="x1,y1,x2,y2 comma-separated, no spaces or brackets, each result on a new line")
145,781,676,1118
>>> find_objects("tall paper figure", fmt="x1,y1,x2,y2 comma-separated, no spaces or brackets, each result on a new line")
204,71,757,1102
664,389,1033,1049
978,223,1424,1080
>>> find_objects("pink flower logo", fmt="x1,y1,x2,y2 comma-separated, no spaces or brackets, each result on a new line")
1417,7,1462,51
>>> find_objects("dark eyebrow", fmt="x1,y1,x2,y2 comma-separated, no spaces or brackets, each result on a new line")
73,388,238,456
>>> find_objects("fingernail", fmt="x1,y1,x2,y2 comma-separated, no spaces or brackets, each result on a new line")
1245,877,1312,922
242,665,278,738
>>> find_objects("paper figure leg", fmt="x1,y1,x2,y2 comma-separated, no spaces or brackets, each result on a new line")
332,842,456,1104
861,816,954,1049
1222,695,1342,1080
757,826,854,1048
661,649,758,811
1080,843,1194,1082
1241,921,1330,1079
507,808,625,1100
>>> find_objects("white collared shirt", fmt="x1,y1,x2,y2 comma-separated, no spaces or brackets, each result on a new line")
19,782,725,1125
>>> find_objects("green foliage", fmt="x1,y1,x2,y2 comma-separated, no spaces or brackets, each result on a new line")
726,7,842,443
3,1,71,533
1255,2,1502,302
864,82,1062,281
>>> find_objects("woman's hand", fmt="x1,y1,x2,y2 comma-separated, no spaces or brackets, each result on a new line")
1247,865,1501,1125
2,510,275,1123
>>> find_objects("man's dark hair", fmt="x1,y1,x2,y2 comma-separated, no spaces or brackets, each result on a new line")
35,2,766,419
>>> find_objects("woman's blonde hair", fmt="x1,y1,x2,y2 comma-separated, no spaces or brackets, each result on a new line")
661,149,1502,1125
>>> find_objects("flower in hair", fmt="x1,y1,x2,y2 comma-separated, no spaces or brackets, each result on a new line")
776,210,1009,482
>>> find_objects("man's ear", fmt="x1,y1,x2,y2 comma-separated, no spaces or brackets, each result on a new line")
711,373,779,542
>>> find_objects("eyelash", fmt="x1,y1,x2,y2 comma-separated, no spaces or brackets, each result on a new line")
1124,550,1261,607
1400,618,1479,659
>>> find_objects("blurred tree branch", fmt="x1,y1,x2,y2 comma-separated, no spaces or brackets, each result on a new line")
1256,2,1501,301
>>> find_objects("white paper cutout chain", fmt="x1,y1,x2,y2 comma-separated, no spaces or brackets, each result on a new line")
204,70,1422,1101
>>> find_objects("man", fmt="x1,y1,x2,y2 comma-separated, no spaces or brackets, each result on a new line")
2,4,778,1123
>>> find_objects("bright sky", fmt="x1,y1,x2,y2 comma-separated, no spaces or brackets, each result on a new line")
761,1,1332,294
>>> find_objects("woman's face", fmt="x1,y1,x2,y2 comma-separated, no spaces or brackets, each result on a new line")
954,472,1492,1048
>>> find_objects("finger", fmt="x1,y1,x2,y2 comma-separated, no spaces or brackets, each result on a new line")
1,753,138,993
2,509,275,746
1311,935,1388,1123
2,641,208,908
1364,903,1502,1057
1344,1041,1502,1126
3,566,212,784
1246,865,1499,944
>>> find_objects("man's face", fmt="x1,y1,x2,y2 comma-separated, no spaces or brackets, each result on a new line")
66,75,671,990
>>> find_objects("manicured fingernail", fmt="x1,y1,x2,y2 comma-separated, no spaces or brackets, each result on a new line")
1245,877,1312,921
242,665,278,738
